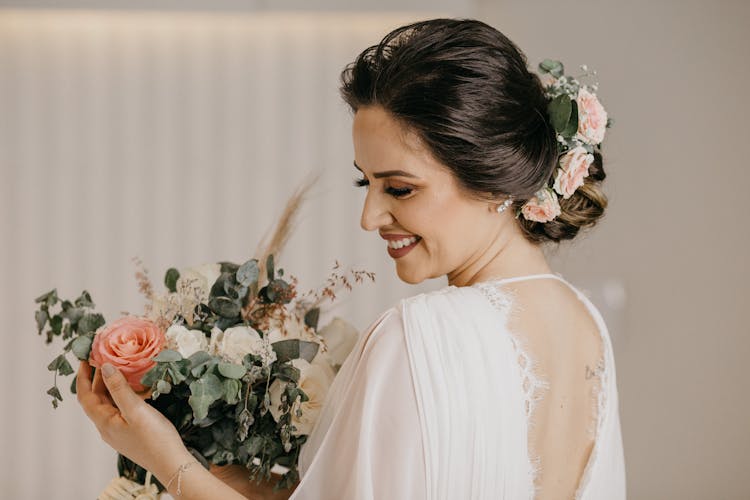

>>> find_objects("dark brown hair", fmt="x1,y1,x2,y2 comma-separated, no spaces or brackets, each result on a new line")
339,18,607,243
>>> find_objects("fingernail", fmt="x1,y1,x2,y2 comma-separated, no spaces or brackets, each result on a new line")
102,364,116,377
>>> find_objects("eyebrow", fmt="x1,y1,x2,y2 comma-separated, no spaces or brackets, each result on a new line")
353,160,419,179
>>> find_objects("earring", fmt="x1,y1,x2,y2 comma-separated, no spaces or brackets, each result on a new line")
496,197,513,214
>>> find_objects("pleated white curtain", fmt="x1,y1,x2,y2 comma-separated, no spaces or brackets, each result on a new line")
0,10,446,499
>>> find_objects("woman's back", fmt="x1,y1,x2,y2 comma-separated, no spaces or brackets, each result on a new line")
294,273,625,499
472,274,622,499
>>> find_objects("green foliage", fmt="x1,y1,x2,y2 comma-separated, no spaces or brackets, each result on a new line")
272,339,320,365
539,58,564,78
303,307,320,329
188,373,224,422
236,259,259,287
164,268,180,293
153,349,182,363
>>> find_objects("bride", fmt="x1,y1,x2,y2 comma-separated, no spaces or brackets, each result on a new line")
77,18,626,500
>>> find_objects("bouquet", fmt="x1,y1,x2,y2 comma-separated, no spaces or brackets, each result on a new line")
35,186,373,498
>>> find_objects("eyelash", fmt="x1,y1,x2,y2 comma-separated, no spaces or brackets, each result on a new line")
352,177,413,198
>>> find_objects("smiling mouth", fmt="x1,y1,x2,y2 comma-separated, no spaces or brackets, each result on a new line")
386,235,421,249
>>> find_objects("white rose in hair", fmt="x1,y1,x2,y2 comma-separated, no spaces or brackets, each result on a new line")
267,358,335,435
317,317,359,370
165,324,209,358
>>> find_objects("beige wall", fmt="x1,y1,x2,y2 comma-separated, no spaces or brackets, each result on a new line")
477,0,750,498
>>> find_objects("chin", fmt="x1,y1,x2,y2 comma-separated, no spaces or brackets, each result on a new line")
395,265,426,285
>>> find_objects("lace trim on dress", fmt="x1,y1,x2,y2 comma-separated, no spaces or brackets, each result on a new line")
473,277,608,500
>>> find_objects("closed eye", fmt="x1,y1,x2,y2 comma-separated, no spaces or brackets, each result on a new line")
353,177,413,198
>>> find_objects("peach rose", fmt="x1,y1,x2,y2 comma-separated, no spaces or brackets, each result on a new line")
575,87,607,145
521,187,561,223
89,316,166,392
553,146,594,199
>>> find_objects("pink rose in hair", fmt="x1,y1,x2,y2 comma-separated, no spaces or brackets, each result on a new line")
89,316,166,392
575,87,607,145
521,187,561,223
553,146,594,199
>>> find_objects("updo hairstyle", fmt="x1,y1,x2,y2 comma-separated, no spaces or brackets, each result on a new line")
339,18,607,243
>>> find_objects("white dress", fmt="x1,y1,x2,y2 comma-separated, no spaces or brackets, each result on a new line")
290,273,626,499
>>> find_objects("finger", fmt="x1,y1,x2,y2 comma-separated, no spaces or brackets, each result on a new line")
100,363,141,422
77,361,117,426
92,366,115,406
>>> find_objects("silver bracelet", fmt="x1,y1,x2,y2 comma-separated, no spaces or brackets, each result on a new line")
165,460,199,496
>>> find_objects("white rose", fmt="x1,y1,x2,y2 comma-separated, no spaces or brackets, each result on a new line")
317,317,359,369
165,324,209,358
211,325,276,365
268,358,335,435
176,263,222,304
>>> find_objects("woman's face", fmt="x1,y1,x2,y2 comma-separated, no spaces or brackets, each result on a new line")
352,105,504,285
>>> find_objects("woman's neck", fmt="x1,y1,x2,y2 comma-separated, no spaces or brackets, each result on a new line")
446,229,551,287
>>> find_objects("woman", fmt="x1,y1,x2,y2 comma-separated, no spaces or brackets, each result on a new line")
78,18,626,499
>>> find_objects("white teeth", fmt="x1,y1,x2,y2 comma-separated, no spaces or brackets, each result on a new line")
387,236,419,249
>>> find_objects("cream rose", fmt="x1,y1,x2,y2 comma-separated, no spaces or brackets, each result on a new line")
521,187,562,223
210,325,275,365
268,358,335,436
553,146,594,199
165,324,209,358
575,87,608,145
317,317,359,369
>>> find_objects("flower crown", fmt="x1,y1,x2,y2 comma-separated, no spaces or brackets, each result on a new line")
516,59,614,223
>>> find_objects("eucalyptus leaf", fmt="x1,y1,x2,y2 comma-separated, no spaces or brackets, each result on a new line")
223,378,241,405
140,366,162,388
548,94,572,133
50,315,63,335
208,297,241,319
236,260,259,287
47,385,62,401
218,362,246,380
188,374,224,421
303,308,320,329
272,339,320,364
71,335,93,360
35,289,58,307
153,349,182,363
74,291,94,308
165,268,180,293
539,58,564,77
561,100,579,139
78,313,105,335
35,310,48,334
156,379,172,394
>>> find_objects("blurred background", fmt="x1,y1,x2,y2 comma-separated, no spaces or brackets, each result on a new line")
0,0,747,498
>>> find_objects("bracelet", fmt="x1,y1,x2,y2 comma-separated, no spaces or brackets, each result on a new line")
165,460,199,496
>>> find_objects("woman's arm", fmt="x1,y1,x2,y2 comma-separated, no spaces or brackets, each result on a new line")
76,360,298,500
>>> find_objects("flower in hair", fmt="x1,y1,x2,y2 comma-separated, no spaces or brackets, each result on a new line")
574,87,608,145
553,146,594,199
518,59,613,222
520,187,561,223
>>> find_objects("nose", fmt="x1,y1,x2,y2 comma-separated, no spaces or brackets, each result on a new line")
360,190,394,232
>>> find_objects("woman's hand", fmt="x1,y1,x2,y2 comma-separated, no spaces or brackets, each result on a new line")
76,360,193,480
